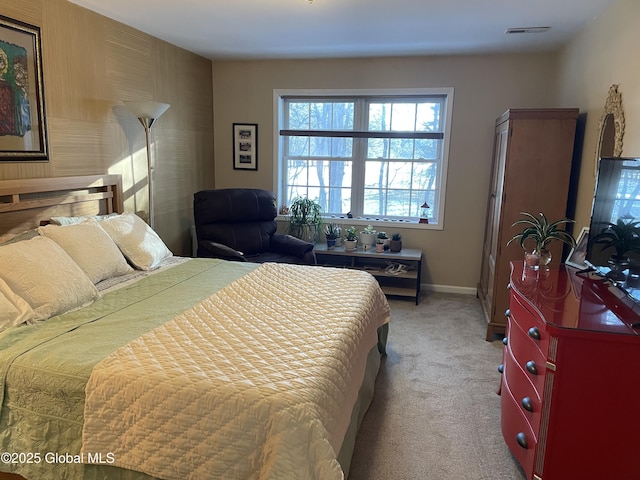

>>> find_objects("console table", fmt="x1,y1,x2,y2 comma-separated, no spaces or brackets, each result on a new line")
500,262,640,480
314,244,422,304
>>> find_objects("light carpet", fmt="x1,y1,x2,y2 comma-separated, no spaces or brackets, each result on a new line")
348,292,527,480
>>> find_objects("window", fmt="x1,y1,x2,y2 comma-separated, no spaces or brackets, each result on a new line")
275,88,453,227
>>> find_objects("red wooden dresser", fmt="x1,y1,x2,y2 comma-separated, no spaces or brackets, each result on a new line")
500,262,640,480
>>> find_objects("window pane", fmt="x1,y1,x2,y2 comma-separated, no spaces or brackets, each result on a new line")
288,136,309,156
367,138,388,159
364,187,387,216
288,102,310,129
364,161,388,189
311,137,331,157
388,162,413,189
411,162,437,190
415,139,439,160
287,160,309,186
333,102,354,130
390,103,416,131
389,138,414,159
416,102,441,131
331,137,352,157
368,103,390,131
386,189,412,217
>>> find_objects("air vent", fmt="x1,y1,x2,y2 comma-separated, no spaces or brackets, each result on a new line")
506,27,551,34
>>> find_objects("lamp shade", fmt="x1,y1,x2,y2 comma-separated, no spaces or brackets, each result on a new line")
124,101,170,120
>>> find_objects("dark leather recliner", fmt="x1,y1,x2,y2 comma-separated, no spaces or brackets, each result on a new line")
193,188,316,265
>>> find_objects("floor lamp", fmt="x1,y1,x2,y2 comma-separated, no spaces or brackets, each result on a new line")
124,101,170,230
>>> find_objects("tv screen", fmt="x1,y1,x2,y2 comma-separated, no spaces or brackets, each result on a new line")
587,156,640,270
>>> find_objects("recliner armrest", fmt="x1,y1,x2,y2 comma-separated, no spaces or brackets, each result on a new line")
197,240,247,262
271,234,314,258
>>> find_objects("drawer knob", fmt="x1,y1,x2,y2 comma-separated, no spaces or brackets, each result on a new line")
502,337,508,346
525,360,538,375
505,308,511,318
507,282,511,290
521,397,534,412
498,364,504,374
528,327,541,341
516,432,529,449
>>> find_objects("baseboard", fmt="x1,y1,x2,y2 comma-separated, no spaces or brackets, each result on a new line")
423,283,477,295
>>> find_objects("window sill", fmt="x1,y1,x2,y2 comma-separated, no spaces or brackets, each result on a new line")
276,216,441,231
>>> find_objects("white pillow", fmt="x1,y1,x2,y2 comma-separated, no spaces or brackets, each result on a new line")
99,213,172,270
49,212,120,226
0,236,100,319
38,220,133,284
0,277,36,332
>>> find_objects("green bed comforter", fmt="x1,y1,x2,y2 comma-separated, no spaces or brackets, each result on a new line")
0,258,257,480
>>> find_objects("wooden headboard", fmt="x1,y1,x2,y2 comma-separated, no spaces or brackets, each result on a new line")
0,174,123,240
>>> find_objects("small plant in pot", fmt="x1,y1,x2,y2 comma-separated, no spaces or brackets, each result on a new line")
507,212,576,269
377,231,389,250
325,223,340,250
588,218,640,280
375,237,385,253
344,226,358,251
360,225,377,250
390,232,402,252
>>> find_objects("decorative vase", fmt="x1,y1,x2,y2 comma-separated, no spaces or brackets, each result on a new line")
525,249,551,270
344,239,357,251
390,240,402,252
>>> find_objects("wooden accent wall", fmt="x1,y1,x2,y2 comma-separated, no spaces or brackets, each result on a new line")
0,0,214,255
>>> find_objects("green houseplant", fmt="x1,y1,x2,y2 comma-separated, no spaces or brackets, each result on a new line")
344,226,358,251
390,232,402,252
288,197,322,243
507,212,576,269
588,218,640,279
324,222,340,249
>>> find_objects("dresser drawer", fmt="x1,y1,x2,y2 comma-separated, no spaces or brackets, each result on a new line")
501,376,537,477
507,318,547,397
509,291,549,355
503,345,542,434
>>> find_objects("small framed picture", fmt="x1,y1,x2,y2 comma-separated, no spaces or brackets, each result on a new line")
565,226,589,269
232,123,258,170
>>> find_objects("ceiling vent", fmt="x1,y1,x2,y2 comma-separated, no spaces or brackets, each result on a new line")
506,27,551,34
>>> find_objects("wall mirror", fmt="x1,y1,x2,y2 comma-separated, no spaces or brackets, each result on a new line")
594,84,625,174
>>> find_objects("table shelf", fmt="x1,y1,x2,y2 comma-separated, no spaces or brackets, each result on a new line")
314,243,423,304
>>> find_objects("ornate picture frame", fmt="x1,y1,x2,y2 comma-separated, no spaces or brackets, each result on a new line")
594,84,624,175
232,123,258,170
0,15,48,161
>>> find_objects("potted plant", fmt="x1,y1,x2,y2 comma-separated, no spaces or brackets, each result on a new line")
377,231,389,250
288,197,322,243
588,218,640,280
344,226,358,251
507,212,576,269
360,225,377,250
325,222,340,250
375,237,385,253
390,232,402,252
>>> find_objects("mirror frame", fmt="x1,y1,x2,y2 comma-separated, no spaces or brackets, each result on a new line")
595,84,625,175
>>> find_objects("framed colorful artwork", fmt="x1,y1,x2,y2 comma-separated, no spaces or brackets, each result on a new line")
0,15,48,161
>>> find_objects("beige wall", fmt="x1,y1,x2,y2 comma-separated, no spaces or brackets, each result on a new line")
0,0,214,256
211,54,563,291
557,0,640,231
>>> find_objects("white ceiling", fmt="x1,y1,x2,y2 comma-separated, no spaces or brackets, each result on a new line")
67,0,617,60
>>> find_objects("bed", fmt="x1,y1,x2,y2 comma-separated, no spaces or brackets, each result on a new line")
0,175,390,480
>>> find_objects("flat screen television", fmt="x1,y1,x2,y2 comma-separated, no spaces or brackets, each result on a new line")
587,156,640,272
